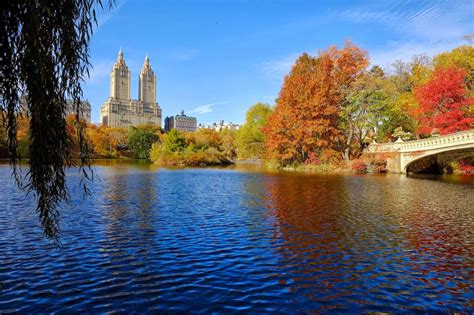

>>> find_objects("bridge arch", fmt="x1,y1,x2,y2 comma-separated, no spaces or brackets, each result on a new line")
365,129,474,174
403,145,474,174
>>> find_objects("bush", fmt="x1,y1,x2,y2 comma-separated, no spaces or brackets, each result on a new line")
128,126,160,160
457,158,474,175
351,160,368,173
371,160,387,173
150,129,232,166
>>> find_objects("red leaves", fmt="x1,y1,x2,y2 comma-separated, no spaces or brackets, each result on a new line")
414,67,474,135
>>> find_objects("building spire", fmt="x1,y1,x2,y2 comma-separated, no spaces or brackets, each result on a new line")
142,52,151,69
117,47,123,62
142,52,151,71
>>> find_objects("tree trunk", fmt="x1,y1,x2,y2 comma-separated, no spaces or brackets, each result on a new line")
343,129,353,160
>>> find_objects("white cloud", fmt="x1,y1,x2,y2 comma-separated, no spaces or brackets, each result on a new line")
85,57,142,86
337,0,471,42
259,53,299,81
337,0,473,69
370,39,464,70
95,0,128,31
187,102,226,115
259,1,472,79
85,59,113,85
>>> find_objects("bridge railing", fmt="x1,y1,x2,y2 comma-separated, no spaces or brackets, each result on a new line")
366,129,474,153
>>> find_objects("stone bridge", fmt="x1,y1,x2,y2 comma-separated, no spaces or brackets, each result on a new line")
365,129,474,173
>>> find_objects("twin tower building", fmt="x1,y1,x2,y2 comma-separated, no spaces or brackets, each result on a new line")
100,49,162,128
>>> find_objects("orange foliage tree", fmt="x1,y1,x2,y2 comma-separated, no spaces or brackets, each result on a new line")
413,67,474,135
264,41,368,165
86,124,129,157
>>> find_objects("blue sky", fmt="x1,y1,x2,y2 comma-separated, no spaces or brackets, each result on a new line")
84,0,473,124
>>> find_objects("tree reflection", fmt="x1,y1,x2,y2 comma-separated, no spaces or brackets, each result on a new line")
263,173,357,306
263,172,474,309
98,167,159,283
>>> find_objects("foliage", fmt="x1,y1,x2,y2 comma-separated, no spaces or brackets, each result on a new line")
86,124,129,157
339,66,393,159
433,45,474,90
219,128,237,159
128,125,161,160
1,0,111,241
262,42,474,168
264,41,368,166
235,103,273,159
186,128,222,150
457,157,474,175
390,55,432,92
382,56,434,137
150,128,232,166
413,67,474,135
392,127,413,141
351,160,368,173
161,128,186,154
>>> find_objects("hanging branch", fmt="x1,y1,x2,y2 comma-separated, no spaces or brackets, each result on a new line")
1,0,113,242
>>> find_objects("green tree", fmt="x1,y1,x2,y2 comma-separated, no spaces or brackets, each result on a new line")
162,128,186,154
1,0,111,241
385,56,434,137
236,103,273,159
128,126,160,160
340,66,393,159
150,128,186,164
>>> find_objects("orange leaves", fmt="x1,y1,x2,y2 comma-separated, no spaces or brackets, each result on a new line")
264,41,368,166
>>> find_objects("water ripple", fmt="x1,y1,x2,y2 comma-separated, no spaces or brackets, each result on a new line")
0,165,473,313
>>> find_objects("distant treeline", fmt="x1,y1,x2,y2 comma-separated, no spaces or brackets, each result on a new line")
1,41,472,171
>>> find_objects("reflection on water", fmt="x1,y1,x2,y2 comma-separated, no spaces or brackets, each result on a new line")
264,173,473,312
0,163,473,313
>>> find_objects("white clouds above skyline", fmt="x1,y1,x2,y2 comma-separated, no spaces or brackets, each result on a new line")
95,0,128,31
187,102,227,115
259,53,298,81
259,0,472,79
338,0,472,68
84,0,473,123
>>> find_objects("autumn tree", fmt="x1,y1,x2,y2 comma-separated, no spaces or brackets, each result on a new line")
187,129,222,151
433,45,474,91
87,125,128,157
413,67,474,135
382,56,435,137
219,129,237,159
235,103,273,159
264,41,368,165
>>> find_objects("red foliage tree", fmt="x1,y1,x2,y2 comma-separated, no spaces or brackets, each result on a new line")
414,67,474,135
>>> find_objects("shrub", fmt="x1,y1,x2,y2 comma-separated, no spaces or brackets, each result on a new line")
128,126,160,160
458,158,474,175
352,160,368,173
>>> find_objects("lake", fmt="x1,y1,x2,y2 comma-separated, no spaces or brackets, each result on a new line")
0,162,473,313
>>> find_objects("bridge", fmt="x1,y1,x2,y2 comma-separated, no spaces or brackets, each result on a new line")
365,129,474,173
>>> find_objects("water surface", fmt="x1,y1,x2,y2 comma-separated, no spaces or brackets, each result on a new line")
0,163,473,313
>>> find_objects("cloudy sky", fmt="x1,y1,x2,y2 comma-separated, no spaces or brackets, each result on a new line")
84,0,473,124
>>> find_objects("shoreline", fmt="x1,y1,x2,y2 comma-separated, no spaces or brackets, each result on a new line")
1,157,471,176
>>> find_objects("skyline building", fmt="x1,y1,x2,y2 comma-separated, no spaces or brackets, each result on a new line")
100,49,162,128
165,110,197,132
